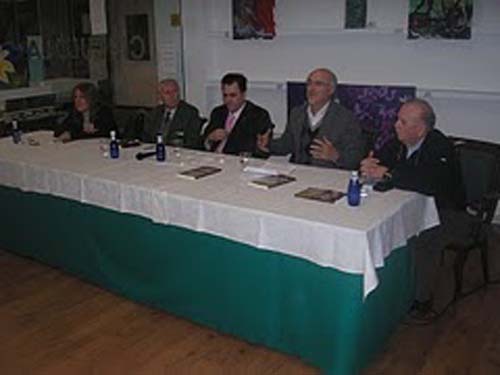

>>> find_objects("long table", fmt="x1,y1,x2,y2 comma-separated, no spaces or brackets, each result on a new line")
0,132,439,374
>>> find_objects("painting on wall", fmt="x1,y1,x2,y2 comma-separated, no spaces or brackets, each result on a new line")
287,82,416,151
345,0,367,29
0,42,28,89
408,0,473,39
233,0,276,40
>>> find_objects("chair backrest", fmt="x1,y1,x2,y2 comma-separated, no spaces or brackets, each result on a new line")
113,107,150,141
451,137,500,222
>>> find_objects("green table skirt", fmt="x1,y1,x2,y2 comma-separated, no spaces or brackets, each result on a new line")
0,186,414,374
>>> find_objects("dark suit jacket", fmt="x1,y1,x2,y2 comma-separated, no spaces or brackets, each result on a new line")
141,100,202,149
375,129,465,211
55,106,116,140
203,100,273,155
269,101,364,170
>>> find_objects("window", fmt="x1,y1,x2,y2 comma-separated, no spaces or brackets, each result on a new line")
0,0,93,90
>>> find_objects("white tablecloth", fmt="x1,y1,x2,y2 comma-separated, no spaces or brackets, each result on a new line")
0,132,440,298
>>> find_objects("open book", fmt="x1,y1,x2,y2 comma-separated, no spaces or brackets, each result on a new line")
249,174,296,189
294,187,345,204
178,166,222,180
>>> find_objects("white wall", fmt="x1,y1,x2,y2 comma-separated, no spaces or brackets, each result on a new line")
154,0,184,93
180,0,500,141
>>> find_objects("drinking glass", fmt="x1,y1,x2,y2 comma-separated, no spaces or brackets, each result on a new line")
169,134,184,159
239,151,251,170
359,174,377,198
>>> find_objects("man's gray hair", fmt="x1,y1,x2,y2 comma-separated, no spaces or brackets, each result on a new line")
406,98,436,129
159,78,180,91
314,68,338,90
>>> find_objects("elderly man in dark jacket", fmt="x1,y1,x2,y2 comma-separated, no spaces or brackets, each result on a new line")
361,98,466,319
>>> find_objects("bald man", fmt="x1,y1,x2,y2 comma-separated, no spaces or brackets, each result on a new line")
361,98,466,319
360,98,464,210
257,68,364,169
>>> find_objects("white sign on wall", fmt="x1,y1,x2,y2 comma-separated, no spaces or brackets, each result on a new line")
90,0,108,35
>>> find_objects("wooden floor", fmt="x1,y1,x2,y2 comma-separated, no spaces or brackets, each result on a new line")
1,228,500,374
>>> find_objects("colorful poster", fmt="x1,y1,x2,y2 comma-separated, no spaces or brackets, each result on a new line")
0,42,28,89
287,82,416,151
233,0,276,40
408,0,473,39
345,0,367,29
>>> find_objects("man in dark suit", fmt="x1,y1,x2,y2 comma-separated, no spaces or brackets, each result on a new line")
360,98,466,319
142,79,202,149
257,68,364,170
360,98,464,211
202,73,273,155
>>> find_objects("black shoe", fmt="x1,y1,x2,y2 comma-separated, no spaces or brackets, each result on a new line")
408,299,437,323
410,299,432,314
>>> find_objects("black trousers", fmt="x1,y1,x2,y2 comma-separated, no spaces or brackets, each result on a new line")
413,209,472,303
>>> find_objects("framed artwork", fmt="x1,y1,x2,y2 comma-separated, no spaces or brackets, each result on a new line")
408,0,473,39
345,0,367,29
233,0,276,40
0,42,28,89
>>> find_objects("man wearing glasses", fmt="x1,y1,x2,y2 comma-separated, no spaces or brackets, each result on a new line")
257,68,363,169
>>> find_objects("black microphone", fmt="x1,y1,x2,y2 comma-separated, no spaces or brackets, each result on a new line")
135,151,156,160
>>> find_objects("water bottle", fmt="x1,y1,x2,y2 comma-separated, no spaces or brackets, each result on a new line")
109,130,119,159
156,133,166,162
12,120,22,144
347,170,361,207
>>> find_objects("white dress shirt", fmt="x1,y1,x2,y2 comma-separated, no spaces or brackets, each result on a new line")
307,100,331,131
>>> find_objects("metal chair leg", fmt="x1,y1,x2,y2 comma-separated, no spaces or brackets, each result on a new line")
453,246,470,301
479,238,490,285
